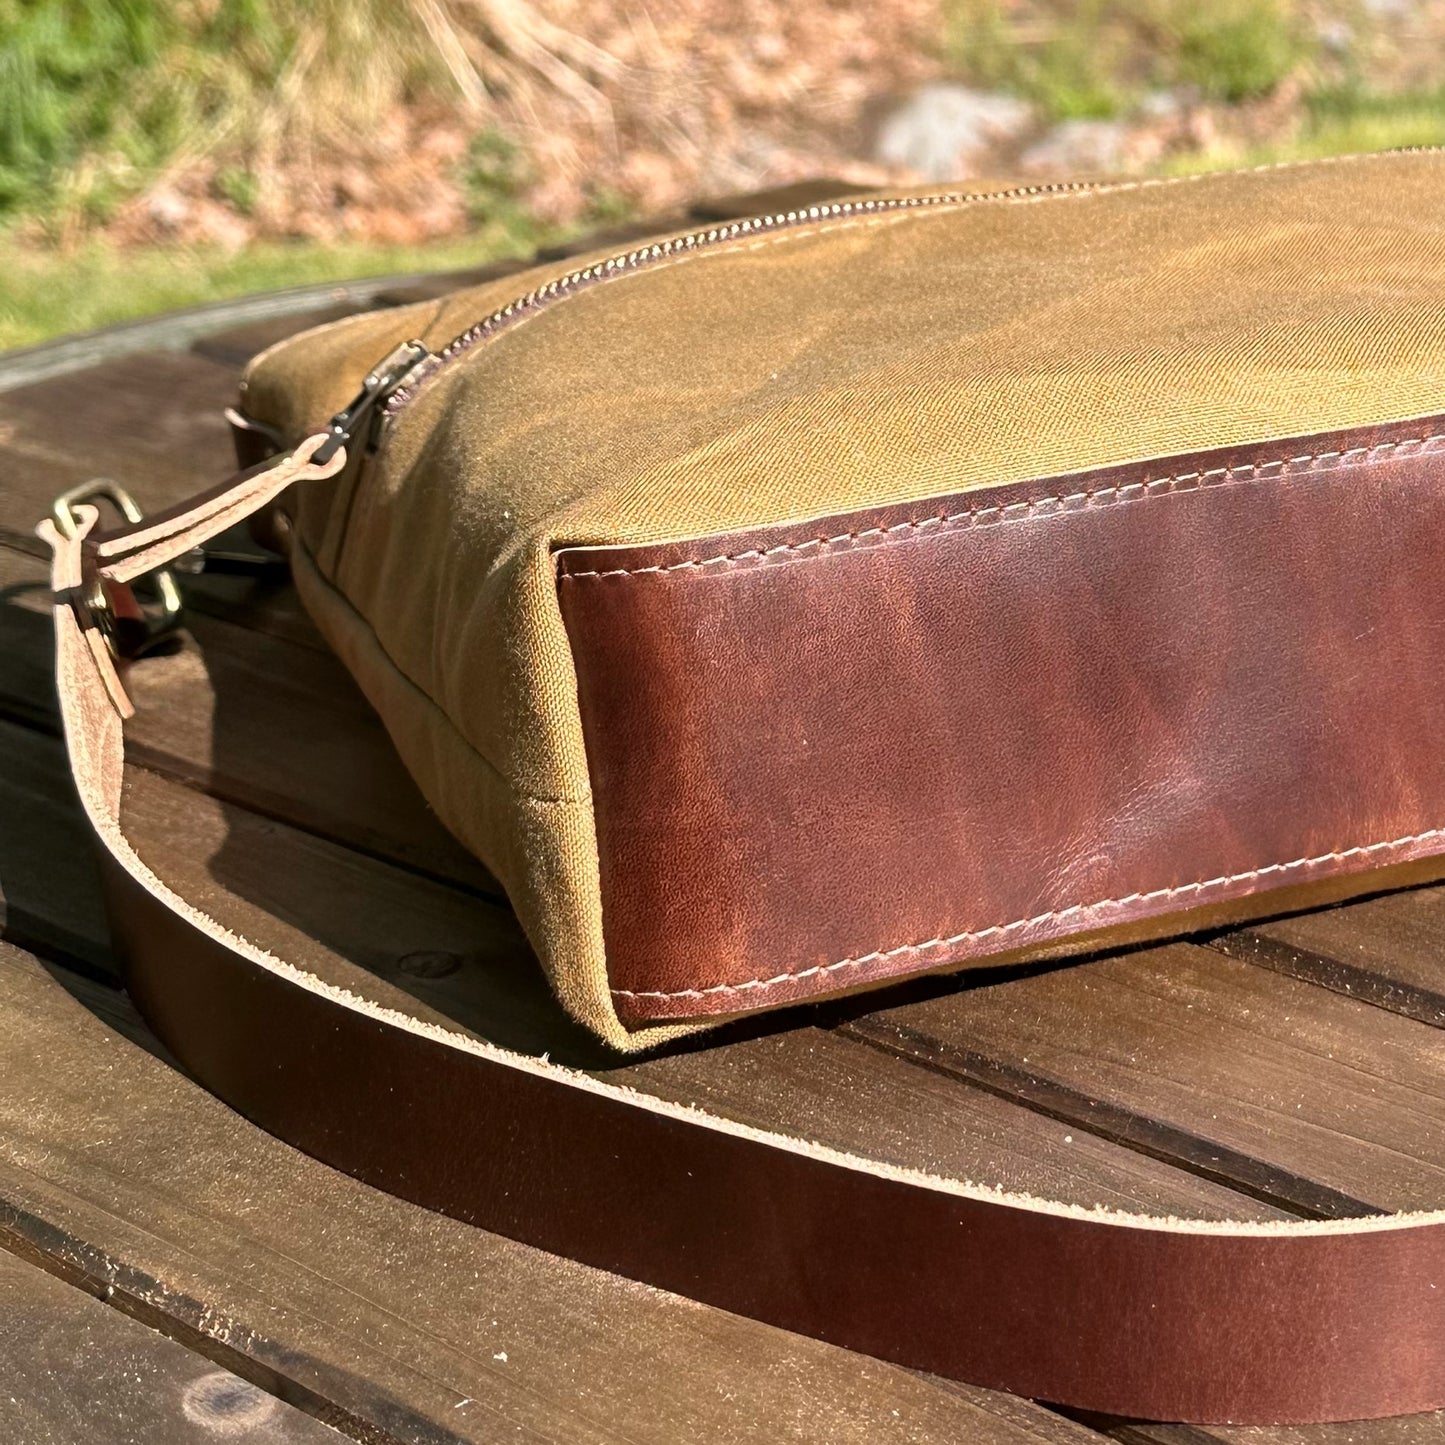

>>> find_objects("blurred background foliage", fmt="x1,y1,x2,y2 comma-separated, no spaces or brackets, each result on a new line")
946,0,1445,154
1,0,1443,346
949,0,1312,115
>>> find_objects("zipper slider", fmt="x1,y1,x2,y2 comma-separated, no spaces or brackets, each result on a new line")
312,339,432,465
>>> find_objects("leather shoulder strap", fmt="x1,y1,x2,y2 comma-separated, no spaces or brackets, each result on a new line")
37,449,1445,1427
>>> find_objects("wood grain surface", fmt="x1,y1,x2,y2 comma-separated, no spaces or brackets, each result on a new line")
1,181,1441,1443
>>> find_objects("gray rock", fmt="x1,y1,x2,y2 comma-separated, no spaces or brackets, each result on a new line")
1139,90,1183,120
874,84,1032,179
146,185,192,231
1020,119,1130,176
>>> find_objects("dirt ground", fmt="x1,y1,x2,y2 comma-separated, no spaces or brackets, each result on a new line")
95,0,1445,247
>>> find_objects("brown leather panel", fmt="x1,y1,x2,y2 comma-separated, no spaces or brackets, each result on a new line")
106,857,1445,1425
557,417,1445,1022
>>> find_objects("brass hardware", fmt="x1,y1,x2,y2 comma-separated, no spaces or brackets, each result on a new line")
51,479,187,657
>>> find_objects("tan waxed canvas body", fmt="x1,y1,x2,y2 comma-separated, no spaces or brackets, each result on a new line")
235,150,1445,1051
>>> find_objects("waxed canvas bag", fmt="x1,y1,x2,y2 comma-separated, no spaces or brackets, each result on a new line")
227,148,1445,1050
40,149,1445,1424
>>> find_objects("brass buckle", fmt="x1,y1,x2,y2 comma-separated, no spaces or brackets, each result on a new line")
51,479,186,658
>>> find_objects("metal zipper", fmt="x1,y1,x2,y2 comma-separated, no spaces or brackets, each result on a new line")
374,179,1108,425
313,338,433,465
340,148,1443,455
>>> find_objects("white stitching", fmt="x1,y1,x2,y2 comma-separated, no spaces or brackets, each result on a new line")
565,434,1441,581
611,826,1445,1002
599,428,1445,1003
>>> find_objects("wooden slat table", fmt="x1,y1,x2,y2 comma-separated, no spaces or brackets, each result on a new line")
1,185,1442,1444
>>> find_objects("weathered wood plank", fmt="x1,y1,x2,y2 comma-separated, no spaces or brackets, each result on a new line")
189,300,371,369
1215,888,1445,1028
0,351,240,544
621,1024,1282,1220
0,1247,344,1445
0,542,495,894
0,940,1107,1445
844,941,1445,1217
0,711,1267,1220
0,274,426,396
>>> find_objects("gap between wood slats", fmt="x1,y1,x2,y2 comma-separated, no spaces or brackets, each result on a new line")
832,936,1445,1221
0,1216,378,1445
1096,1417,1445,1444
1209,916,1445,1030
837,1013,1378,1221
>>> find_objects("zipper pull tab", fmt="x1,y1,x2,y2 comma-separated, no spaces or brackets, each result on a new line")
312,339,432,465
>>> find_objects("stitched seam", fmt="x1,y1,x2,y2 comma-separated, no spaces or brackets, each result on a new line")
611,827,1445,1002
291,532,592,807
563,435,1442,581
599,431,1445,1003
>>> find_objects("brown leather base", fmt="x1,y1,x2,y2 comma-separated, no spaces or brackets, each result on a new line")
105,857,1445,1425
558,417,1445,1023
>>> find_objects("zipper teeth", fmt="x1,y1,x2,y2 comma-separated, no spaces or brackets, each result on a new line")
382,179,1103,416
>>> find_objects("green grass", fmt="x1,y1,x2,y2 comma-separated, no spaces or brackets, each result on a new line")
943,0,1445,182
944,0,1310,121
0,0,448,227
0,222,562,351
0,3,576,351
1296,88,1445,157
1160,91,1445,175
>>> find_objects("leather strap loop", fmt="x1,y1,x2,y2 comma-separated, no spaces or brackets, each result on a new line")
92,433,342,585
38,459,1445,1426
